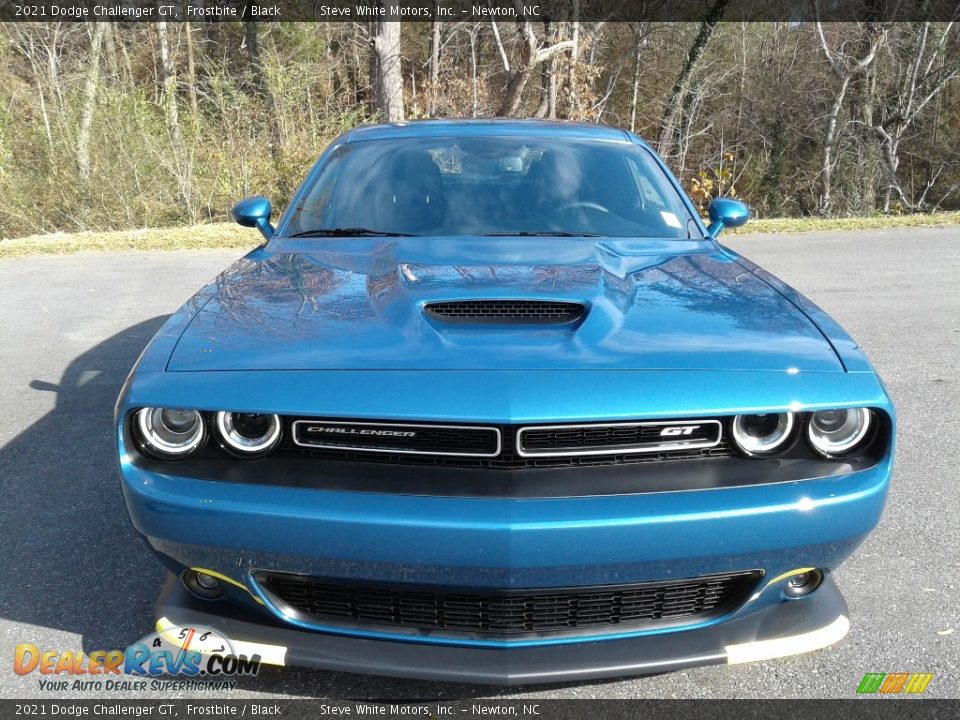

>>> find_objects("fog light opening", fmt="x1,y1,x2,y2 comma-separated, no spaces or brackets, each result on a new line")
196,573,218,589
784,569,824,599
183,570,225,601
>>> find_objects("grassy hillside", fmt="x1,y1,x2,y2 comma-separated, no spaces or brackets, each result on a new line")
2,212,959,259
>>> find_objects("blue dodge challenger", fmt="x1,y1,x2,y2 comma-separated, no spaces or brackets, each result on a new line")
117,120,894,684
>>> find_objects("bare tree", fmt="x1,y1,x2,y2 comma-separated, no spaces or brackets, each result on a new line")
628,24,649,133
872,22,960,211
76,24,106,182
184,22,199,116
657,0,729,160
427,17,441,116
370,1,405,122
156,19,192,216
497,10,577,116
814,20,886,214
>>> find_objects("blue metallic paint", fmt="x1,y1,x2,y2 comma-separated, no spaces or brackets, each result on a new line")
231,195,274,242
707,198,751,236
162,240,844,373
117,120,894,671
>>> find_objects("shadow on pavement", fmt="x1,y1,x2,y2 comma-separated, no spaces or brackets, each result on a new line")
0,316,169,658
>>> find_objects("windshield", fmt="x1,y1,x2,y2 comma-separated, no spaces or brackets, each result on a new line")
284,136,701,239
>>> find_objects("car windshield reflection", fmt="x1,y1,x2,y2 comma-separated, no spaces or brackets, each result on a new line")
284,137,701,240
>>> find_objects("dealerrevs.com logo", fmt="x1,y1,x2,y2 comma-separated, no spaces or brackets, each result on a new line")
13,625,260,692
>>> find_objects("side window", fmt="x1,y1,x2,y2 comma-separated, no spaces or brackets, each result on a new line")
291,150,346,232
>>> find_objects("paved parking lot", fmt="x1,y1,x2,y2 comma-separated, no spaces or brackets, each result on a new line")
0,227,957,699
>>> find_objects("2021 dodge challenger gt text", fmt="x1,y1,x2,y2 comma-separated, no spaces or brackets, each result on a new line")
116,120,894,684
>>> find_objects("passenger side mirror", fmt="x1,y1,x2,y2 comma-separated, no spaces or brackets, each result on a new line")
232,195,275,242
707,198,750,237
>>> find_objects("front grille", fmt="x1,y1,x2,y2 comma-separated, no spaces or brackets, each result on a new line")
518,420,722,457
292,421,500,457
280,418,732,469
424,300,585,324
256,571,761,637
280,437,733,469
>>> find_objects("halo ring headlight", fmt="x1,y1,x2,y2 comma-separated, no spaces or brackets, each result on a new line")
136,407,204,458
808,408,872,457
216,411,281,457
730,412,795,456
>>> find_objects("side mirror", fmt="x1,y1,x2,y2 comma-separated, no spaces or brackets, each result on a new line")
707,198,750,237
232,195,275,242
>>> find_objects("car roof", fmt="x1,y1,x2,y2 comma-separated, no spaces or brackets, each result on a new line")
341,118,639,145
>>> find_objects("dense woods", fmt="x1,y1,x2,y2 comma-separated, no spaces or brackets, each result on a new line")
1,20,959,238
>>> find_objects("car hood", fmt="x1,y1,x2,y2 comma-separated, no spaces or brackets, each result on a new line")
166,237,843,372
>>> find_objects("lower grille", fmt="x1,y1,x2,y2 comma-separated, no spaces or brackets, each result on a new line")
255,571,761,638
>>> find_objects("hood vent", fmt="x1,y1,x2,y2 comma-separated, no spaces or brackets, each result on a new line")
424,300,586,324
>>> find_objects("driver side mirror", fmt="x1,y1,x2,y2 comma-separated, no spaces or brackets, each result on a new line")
707,198,750,237
232,195,275,242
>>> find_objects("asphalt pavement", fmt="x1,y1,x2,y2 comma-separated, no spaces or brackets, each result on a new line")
1,226,958,699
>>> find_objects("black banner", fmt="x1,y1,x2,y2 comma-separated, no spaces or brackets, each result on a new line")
1,0,959,23
2,700,960,720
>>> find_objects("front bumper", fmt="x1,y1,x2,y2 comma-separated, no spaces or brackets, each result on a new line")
122,454,889,666
156,570,850,684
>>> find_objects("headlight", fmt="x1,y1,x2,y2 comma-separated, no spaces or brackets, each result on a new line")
136,407,204,458
730,412,795,456
807,408,872,457
216,411,281,457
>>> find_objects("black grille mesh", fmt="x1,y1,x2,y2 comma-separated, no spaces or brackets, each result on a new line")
520,422,719,454
293,422,499,456
281,419,731,469
258,571,761,637
424,300,585,323
281,437,733,469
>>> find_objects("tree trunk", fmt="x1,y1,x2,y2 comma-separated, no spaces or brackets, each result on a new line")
184,21,199,116
157,21,183,154
567,10,580,117
156,20,191,215
534,62,550,118
370,3,405,122
629,37,642,133
657,0,729,159
37,81,54,157
821,75,851,214
76,23,106,183
428,18,440,116
103,22,119,81
469,28,478,117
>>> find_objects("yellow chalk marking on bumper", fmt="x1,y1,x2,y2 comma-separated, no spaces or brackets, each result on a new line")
156,616,287,667
190,567,265,605
765,567,816,587
725,614,849,665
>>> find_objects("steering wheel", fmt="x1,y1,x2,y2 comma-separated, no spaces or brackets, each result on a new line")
557,201,610,214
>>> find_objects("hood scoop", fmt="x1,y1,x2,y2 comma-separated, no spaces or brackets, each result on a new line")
423,299,586,325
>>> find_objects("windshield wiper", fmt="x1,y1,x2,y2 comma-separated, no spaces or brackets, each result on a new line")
482,231,600,237
288,228,415,238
